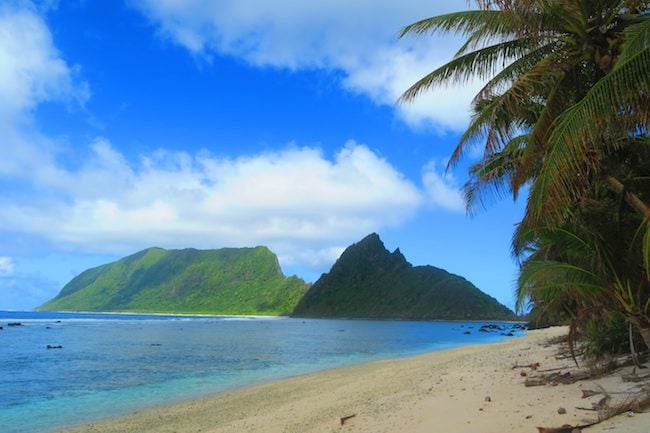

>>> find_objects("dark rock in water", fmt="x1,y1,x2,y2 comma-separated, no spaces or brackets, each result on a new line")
7,322,23,327
46,326,52,329
150,343,162,346
501,332,515,336
46,345,63,349
463,331,471,335
0,326,3,330
55,320,62,323
478,328,489,333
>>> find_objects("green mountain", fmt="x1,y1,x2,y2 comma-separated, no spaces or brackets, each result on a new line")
292,233,515,320
39,246,309,315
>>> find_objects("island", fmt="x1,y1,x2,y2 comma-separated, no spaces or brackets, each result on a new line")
39,235,514,320
292,233,515,320
38,246,309,315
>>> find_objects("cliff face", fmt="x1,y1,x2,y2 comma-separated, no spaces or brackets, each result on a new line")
292,233,515,320
39,246,308,315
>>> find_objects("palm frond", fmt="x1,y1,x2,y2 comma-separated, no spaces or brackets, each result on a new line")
464,134,528,214
474,41,558,101
399,38,536,102
614,15,650,69
516,259,604,312
529,44,650,224
399,10,512,38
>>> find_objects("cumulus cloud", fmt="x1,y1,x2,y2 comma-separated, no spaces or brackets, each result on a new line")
0,139,429,268
422,161,465,213
0,1,89,183
0,2,88,121
0,0,466,277
128,0,479,132
0,256,15,276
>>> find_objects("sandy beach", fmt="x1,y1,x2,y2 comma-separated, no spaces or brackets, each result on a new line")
56,327,649,433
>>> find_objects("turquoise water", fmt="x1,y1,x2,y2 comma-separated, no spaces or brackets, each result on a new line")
0,311,524,433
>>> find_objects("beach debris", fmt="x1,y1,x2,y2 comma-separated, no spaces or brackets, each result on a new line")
525,371,591,387
526,415,533,419
621,369,650,383
524,378,547,387
520,371,528,377
512,362,540,370
557,407,567,414
536,422,598,433
580,389,602,399
592,395,611,411
484,396,491,402
340,414,356,426
46,345,63,349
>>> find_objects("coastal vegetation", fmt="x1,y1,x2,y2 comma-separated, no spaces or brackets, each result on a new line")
400,0,650,354
292,233,515,320
39,236,514,320
38,246,309,315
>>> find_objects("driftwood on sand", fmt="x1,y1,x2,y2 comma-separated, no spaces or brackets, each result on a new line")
536,422,598,433
524,371,591,387
340,414,356,425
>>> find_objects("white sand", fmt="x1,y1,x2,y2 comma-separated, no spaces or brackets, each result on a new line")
56,327,649,433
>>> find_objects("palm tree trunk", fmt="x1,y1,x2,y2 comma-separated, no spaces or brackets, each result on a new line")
606,176,650,220
639,326,650,351
629,317,650,350
637,326,650,350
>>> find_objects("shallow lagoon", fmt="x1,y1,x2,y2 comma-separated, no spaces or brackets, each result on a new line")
0,311,523,433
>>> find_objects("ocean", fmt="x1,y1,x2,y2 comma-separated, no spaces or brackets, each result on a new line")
0,311,524,433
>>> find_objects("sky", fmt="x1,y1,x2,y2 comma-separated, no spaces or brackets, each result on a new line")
0,0,526,311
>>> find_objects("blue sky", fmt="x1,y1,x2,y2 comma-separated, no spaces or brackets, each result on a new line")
0,0,526,311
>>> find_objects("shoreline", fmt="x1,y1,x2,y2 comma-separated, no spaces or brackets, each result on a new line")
53,326,649,433
14,309,524,323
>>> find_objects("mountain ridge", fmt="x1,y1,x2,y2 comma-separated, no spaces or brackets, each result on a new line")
292,233,515,320
39,246,308,315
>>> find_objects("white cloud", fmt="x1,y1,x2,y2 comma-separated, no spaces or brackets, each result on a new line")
0,139,427,269
0,2,88,122
0,256,15,276
129,0,478,132
0,0,467,277
0,1,89,184
422,161,465,212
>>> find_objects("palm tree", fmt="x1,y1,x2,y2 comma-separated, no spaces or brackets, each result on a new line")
515,156,650,347
399,0,650,344
400,0,649,218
